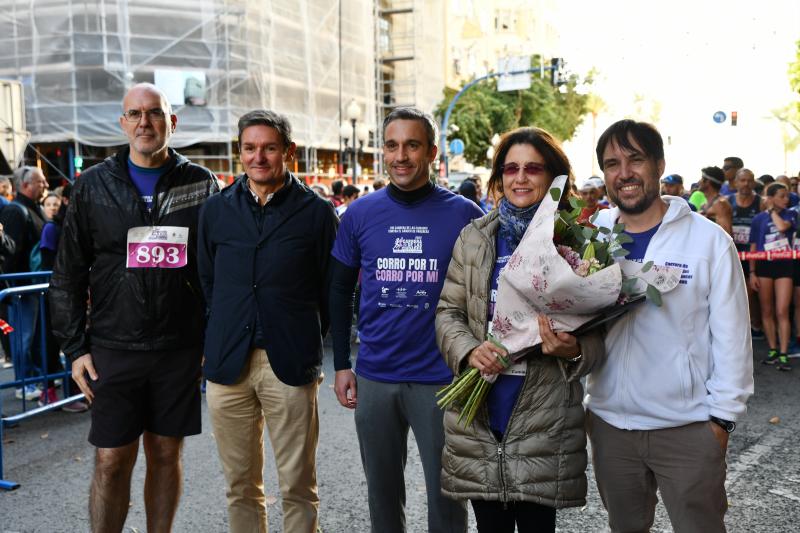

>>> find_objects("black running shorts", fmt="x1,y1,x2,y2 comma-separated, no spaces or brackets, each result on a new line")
87,345,202,448
755,259,794,280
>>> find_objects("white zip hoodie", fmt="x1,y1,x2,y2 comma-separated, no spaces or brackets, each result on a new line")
586,196,754,430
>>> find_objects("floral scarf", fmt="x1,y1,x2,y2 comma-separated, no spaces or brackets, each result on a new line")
498,197,541,252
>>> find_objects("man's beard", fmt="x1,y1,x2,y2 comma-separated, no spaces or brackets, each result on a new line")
609,180,660,215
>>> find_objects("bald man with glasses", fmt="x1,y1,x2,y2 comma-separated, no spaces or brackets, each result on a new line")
49,83,218,533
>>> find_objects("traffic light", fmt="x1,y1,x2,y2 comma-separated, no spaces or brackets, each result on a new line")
731,111,738,126
550,58,565,86
74,155,83,178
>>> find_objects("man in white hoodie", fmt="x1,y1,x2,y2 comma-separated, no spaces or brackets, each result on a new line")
586,119,754,533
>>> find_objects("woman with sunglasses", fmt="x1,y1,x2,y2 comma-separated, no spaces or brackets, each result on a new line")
436,127,605,532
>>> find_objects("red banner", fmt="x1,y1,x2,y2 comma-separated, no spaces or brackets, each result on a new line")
738,250,800,261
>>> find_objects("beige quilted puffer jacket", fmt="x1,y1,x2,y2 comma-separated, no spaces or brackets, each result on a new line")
435,209,606,508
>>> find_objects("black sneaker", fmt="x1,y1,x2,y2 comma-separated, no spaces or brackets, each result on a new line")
752,328,765,340
777,354,792,371
763,349,780,365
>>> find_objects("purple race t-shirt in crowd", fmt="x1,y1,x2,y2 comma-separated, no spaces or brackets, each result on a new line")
331,186,483,384
39,223,60,251
749,209,797,251
128,158,168,210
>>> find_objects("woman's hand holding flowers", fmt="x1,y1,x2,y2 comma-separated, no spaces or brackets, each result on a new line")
538,315,580,359
468,341,508,375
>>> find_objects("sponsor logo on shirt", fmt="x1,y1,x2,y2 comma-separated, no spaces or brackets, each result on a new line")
392,236,423,254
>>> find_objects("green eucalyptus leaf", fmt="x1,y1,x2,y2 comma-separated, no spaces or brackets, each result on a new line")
550,188,561,201
646,284,663,306
615,233,634,244
595,246,608,264
598,226,611,235
569,196,586,209
612,223,625,234
641,260,654,273
621,278,638,295
612,248,630,257
582,226,594,240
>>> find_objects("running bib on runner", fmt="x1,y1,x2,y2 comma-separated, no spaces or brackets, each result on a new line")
764,234,790,252
126,226,189,268
732,225,750,245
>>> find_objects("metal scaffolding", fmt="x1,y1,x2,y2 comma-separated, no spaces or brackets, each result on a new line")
0,0,375,175
373,0,445,175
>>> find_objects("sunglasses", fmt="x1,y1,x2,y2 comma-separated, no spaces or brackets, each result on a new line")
501,162,547,177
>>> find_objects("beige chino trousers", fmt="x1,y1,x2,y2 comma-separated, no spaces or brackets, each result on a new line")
207,349,321,533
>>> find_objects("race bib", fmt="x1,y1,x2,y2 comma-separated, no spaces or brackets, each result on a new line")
764,235,790,252
126,226,189,268
732,225,750,245
501,360,527,377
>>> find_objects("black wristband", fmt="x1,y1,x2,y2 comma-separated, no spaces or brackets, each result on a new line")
710,416,736,433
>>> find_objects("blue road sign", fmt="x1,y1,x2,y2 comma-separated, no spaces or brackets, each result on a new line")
713,111,727,124
450,138,465,155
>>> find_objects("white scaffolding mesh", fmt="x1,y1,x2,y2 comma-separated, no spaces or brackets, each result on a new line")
0,0,375,152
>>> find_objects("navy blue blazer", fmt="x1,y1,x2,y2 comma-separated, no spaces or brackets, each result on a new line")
198,174,338,386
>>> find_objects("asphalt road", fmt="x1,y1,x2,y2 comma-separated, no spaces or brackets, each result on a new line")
1,339,798,532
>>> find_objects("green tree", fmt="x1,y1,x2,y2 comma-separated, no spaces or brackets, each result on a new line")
790,39,800,112
771,104,800,172
436,58,590,166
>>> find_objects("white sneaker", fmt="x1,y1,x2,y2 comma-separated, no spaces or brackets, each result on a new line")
15,385,39,401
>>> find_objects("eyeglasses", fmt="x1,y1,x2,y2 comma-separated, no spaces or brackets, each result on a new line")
501,162,547,177
122,108,167,123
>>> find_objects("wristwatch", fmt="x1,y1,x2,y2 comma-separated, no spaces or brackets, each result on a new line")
710,416,736,433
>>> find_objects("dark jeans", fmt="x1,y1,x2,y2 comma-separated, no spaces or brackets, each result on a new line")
471,500,556,533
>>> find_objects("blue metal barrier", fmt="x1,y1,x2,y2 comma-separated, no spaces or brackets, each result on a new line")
0,272,85,490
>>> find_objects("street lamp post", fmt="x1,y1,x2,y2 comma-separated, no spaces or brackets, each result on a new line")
341,99,370,185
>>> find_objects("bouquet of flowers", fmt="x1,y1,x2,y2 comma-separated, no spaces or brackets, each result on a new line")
437,174,682,427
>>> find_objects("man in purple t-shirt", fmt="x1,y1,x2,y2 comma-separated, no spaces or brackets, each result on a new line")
329,107,482,532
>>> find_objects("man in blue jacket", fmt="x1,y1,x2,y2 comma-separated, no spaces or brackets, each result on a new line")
198,109,338,532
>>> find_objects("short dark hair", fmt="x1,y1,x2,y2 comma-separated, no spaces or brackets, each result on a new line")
759,174,775,185
701,166,725,190
342,184,360,198
331,179,344,195
766,182,787,197
723,157,743,169
487,126,574,208
596,120,664,171
382,107,438,148
237,109,293,149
